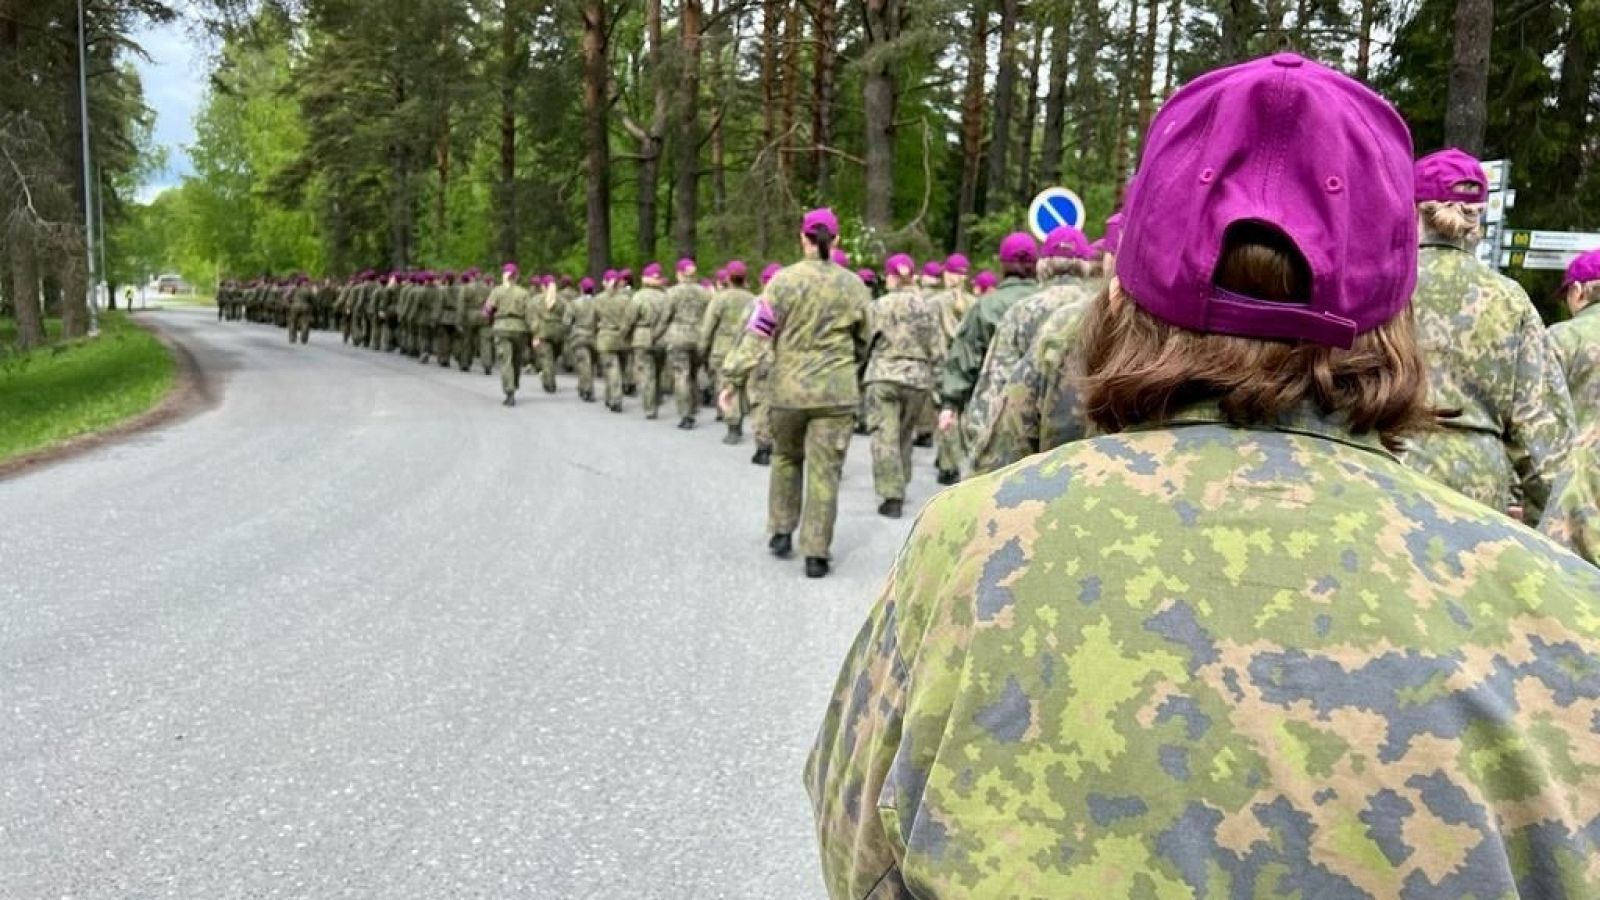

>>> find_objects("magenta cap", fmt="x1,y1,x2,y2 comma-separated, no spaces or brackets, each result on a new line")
677,258,697,273
885,253,915,277
725,260,748,278
761,263,782,285
1043,225,1092,259
501,263,519,276
641,263,663,279
803,207,839,238
830,248,850,267
974,271,998,291
1117,53,1415,350
1563,250,1600,289
998,232,1039,265
602,269,618,281
944,254,971,275
857,268,877,284
922,261,944,278
579,277,596,292
1415,148,1489,204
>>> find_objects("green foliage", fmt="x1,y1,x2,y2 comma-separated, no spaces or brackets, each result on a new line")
0,313,175,462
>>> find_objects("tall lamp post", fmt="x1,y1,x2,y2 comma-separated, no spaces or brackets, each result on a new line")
77,0,100,335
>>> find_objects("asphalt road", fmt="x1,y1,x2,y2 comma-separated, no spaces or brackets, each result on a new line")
0,308,942,899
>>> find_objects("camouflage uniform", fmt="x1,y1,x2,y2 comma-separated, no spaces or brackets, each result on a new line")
863,289,942,501
533,286,570,393
376,281,399,352
1541,429,1599,566
665,282,712,421
937,277,1038,481
627,286,671,419
595,286,632,410
567,291,598,400
431,280,461,367
807,401,1600,898
701,286,757,440
288,284,314,344
1404,242,1576,523
927,287,971,466
487,282,532,398
971,296,1096,476
962,279,1096,467
724,260,869,560
456,279,489,371
1549,302,1600,439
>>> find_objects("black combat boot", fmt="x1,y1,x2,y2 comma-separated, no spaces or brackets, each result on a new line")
503,393,516,407
678,417,696,430
769,533,793,559
937,468,959,485
805,557,830,579
877,498,903,519
721,428,742,446
751,444,772,466
913,432,933,448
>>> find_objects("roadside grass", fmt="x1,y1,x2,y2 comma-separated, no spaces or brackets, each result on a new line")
0,313,176,463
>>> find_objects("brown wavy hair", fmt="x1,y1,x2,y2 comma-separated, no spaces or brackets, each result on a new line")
1082,226,1433,451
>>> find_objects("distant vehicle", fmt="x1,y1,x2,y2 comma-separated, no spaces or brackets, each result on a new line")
155,274,191,295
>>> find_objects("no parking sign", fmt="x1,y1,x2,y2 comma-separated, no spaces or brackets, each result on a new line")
1027,187,1086,242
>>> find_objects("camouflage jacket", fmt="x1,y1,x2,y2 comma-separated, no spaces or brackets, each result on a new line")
486,283,531,334
1540,428,1600,567
594,287,632,353
423,285,447,325
627,288,670,350
289,286,314,310
969,296,1095,476
1549,302,1600,438
864,289,942,392
459,282,490,328
566,293,598,347
724,259,869,409
533,287,571,341
939,277,1038,412
437,283,463,325
962,280,1095,461
663,282,712,349
926,288,973,348
807,401,1600,899
1404,243,1576,523
700,288,756,361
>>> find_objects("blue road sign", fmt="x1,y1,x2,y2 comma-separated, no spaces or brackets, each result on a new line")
1028,187,1086,241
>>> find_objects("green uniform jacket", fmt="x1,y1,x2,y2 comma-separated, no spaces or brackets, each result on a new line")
807,401,1600,899
594,287,632,354
1549,302,1600,439
487,283,531,334
628,288,670,350
534,287,571,341
863,289,942,392
971,296,1095,476
1404,242,1576,523
567,294,598,348
725,259,868,409
664,283,712,350
700,288,756,360
939,277,1038,412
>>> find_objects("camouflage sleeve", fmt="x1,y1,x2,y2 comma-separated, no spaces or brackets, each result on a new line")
969,347,1047,476
1508,310,1577,525
720,331,767,388
939,304,992,412
698,297,721,356
651,297,671,344
1539,437,1600,566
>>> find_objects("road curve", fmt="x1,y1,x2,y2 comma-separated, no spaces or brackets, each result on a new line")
0,307,943,898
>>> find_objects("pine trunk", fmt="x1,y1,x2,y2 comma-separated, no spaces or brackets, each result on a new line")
9,232,44,349
955,0,989,249
1356,0,1376,80
639,0,668,261
674,0,703,258
1039,10,1071,189
496,3,518,262
811,0,838,195
582,0,612,275
780,0,801,183
760,0,782,256
863,0,899,233
1162,0,1181,94
985,0,1020,214
709,0,728,248
1444,0,1492,154
1016,24,1043,205
1136,0,1160,148
1110,0,1139,201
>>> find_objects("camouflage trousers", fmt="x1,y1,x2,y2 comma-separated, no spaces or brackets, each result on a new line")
769,406,855,560
453,323,475,371
495,332,529,397
747,360,774,446
571,344,596,398
938,412,966,475
865,382,927,501
288,307,312,344
431,325,456,367
634,347,666,417
670,345,702,420
710,354,744,438
537,337,566,393
477,323,495,373
601,351,627,408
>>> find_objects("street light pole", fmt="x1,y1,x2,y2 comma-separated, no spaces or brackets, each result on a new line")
77,0,100,335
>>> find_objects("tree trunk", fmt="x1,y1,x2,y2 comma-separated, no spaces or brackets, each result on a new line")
581,0,612,276
709,0,728,249
955,0,989,249
1016,23,1043,205
863,0,899,233
674,0,703,258
496,1,518,262
1356,0,1376,80
984,0,1020,214
1444,0,1492,154
1136,0,1160,150
9,232,44,349
811,0,839,196
1074,0,1104,180
434,129,449,255
1555,0,1594,221
780,0,801,183
1111,0,1139,200
1039,11,1071,189
60,255,88,339
1220,0,1249,60
638,0,668,261
1162,0,1181,94
389,78,412,270
760,0,782,257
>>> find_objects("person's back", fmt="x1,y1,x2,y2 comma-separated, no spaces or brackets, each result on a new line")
1549,261,1600,437
808,54,1600,899
1404,179,1574,522
764,259,869,410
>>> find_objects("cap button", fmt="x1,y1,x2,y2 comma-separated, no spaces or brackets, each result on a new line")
1272,53,1304,68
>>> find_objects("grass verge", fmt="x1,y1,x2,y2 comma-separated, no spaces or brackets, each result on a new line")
0,313,177,463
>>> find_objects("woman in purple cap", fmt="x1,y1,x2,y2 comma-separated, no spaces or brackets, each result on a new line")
1550,249,1600,438
1403,148,1576,525
701,260,758,445
720,208,870,578
808,55,1600,897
